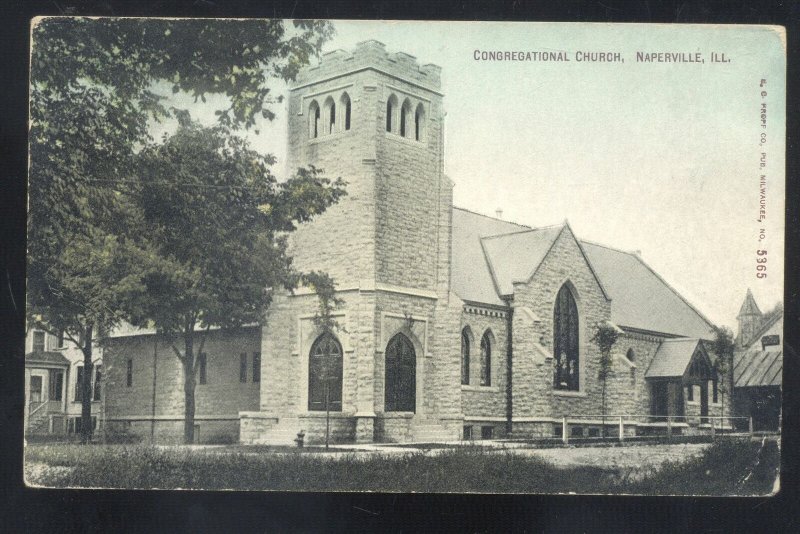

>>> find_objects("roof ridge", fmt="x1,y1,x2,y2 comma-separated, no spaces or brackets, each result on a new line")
453,206,532,229
579,239,637,255
480,224,563,242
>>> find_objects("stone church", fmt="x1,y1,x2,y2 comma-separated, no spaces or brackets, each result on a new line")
104,41,726,444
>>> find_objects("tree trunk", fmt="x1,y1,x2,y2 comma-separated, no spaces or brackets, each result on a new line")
601,378,607,439
80,325,94,444
183,333,196,444
325,382,330,449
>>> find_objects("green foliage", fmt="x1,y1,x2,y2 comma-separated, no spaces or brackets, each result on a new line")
711,326,735,395
591,321,621,380
25,438,779,495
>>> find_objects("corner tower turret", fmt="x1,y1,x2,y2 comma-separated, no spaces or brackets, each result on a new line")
286,40,446,291
736,288,763,347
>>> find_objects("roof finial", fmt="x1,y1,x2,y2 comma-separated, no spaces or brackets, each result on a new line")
495,208,503,220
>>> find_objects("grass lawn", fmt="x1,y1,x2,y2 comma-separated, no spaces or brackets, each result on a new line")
24,437,779,495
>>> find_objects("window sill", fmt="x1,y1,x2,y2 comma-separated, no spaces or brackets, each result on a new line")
384,131,425,146
687,401,699,405
552,390,588,398
461,385,498,393
380,412,415,418
308,128,355,145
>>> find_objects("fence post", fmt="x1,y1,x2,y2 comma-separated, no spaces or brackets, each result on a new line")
618,416,624,442
749,416,754,438
710,417,715,440
562,417,568,445
666,415,672,441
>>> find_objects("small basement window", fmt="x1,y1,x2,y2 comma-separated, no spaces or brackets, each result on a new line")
463,425,472,440
481,426,494,440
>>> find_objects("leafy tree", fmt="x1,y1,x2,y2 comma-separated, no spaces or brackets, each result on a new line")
711,326,736,426
27,18,334,443
591,321,622,438
129,122,345,443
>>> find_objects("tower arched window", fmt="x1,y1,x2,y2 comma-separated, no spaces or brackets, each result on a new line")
461,328,471,385
308,333,343,411
414,103,426,141
553,284,580,391
308,100,320,139
323,96,335,135
626,348,635,363
340,92,351,131
400,98,412,137
480,332,492,386
385,333,416,412
386,94,398,133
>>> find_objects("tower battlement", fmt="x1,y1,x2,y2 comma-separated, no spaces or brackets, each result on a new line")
294,40,442,90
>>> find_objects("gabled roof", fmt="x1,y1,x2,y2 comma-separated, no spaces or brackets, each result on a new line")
645,338,707,379
451,207,716,338
451,207,530,306
26,351,70,367
481,226,563,297
580,242,716,339
742,311,783,351
737,288,762,318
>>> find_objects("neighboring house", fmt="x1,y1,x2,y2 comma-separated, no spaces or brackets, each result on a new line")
732,290,783,432
102,41,727,445
24,328,103,437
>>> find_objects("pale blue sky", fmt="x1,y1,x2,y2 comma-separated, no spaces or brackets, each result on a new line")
155,21,786,329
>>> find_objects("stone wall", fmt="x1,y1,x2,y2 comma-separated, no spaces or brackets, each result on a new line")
460,308,508,420
103,327,260,443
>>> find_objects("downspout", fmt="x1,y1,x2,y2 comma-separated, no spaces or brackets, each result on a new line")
503,297,514,436
151,336,158,444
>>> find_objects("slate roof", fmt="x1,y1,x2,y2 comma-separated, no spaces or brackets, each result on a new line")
451,207,716,338
580,242,715,338
25,351,70,366
645,338,703,378
481,226,563,296
737,288,762,318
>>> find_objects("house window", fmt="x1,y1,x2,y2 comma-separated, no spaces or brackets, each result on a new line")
49,370,64,401
712,377,719,403
308,100,320,139
252,352,261,383
75,366,84,401
198,353,207,385
626,348,635,362
463,425,472,440
481,426,494,440
308,333,343,411
553,284,580,391
126,359,132,387
385,333,416,412
240,353,248,383
480,332,492,386
414,103,426,141
386,94,398,132
93,365,102,401
33,330,45,352
57,330,65,348
687,384,694,402
340,92,351,131
461,328,471,385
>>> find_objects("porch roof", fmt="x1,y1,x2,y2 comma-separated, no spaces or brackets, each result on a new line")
25,350,70,367
645,338,705,379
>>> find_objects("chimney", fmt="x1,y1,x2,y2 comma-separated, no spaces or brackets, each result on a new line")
495,208,503,219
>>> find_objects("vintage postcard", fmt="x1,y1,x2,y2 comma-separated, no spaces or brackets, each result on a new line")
25,19,785,494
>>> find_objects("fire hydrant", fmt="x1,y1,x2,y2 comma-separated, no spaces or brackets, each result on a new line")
294,430,305,448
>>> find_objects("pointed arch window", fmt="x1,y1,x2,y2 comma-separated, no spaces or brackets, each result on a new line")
308,100,321,139
385,333,416,412
308,333,343,411
340,92,351,131
626,348,635,362
553,284,579,391
414,103,426,141
386,94,398,133
323,96,335,135
480,332,492,386
400,98,412,137
461,328,471,385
